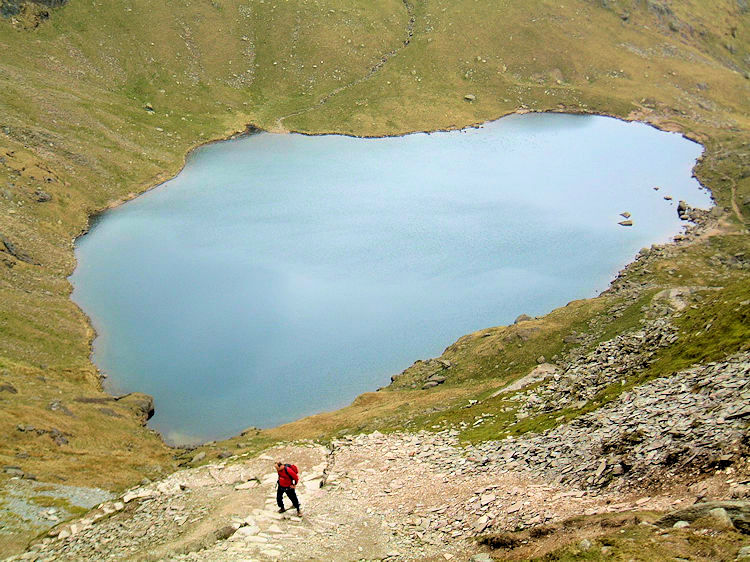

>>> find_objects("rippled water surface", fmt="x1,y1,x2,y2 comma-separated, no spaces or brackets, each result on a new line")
71,114,710,444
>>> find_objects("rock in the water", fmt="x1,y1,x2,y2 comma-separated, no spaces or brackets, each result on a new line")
618,220,633,226
620,211,631,218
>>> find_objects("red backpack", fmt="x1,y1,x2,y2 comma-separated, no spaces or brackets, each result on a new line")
283,463,299,483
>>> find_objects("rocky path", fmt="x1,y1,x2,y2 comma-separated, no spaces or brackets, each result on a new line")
9,351,749,561
11,436,620,561
9,431,699,562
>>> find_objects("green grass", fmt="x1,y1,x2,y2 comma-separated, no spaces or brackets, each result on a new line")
29,495,88,516
529,517,748,561
647,281,750,376
479,509,749,561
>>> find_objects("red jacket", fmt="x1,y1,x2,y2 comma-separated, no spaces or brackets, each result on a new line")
277,464,299,487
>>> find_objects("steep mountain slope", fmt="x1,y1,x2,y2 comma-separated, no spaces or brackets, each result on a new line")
13,352,750,560
0,0,748,557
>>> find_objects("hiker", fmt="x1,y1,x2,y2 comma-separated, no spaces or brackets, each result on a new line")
275,461,302,516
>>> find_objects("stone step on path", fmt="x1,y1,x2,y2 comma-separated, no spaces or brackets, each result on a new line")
219,465,328,560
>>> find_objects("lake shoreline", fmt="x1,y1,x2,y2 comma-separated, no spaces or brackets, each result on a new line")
69,108,714,450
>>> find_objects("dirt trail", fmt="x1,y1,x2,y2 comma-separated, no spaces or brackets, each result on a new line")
272,0,416,133
726,174,746,225
13,431,693,562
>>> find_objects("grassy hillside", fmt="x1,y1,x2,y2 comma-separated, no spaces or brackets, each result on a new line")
0,0,748,553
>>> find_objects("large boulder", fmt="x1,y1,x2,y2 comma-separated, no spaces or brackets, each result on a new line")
115,392,155,424
655,501,750,534
490,363,559,397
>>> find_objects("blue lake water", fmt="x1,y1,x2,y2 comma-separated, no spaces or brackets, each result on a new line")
70,114,711,445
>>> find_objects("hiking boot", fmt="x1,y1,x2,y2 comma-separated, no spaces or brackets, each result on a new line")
296,508,302,517
278,508,286,514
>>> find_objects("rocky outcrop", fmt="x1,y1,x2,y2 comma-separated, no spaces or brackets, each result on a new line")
115,393,155,424
391,358,453,389
505,317,679,420
0,0,66,26
0,233,39,265
469,352,750,490
656,501,750,533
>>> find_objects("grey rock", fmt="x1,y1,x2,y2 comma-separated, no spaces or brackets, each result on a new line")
34,189,52,202
514,314,532,324
0,233,39,265
97,407,123,418
656,501,749,533
708,507,735,528
673,520,690,529
3,466,24,477
115,392,155,423
725,405,750,420
464,94,476,101
50,429,69,446
0,382,18,394
191,452,206,464
48,400,74,416
74,396,115,404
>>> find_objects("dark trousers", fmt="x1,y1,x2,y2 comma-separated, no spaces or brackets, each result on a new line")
277,485,300,511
